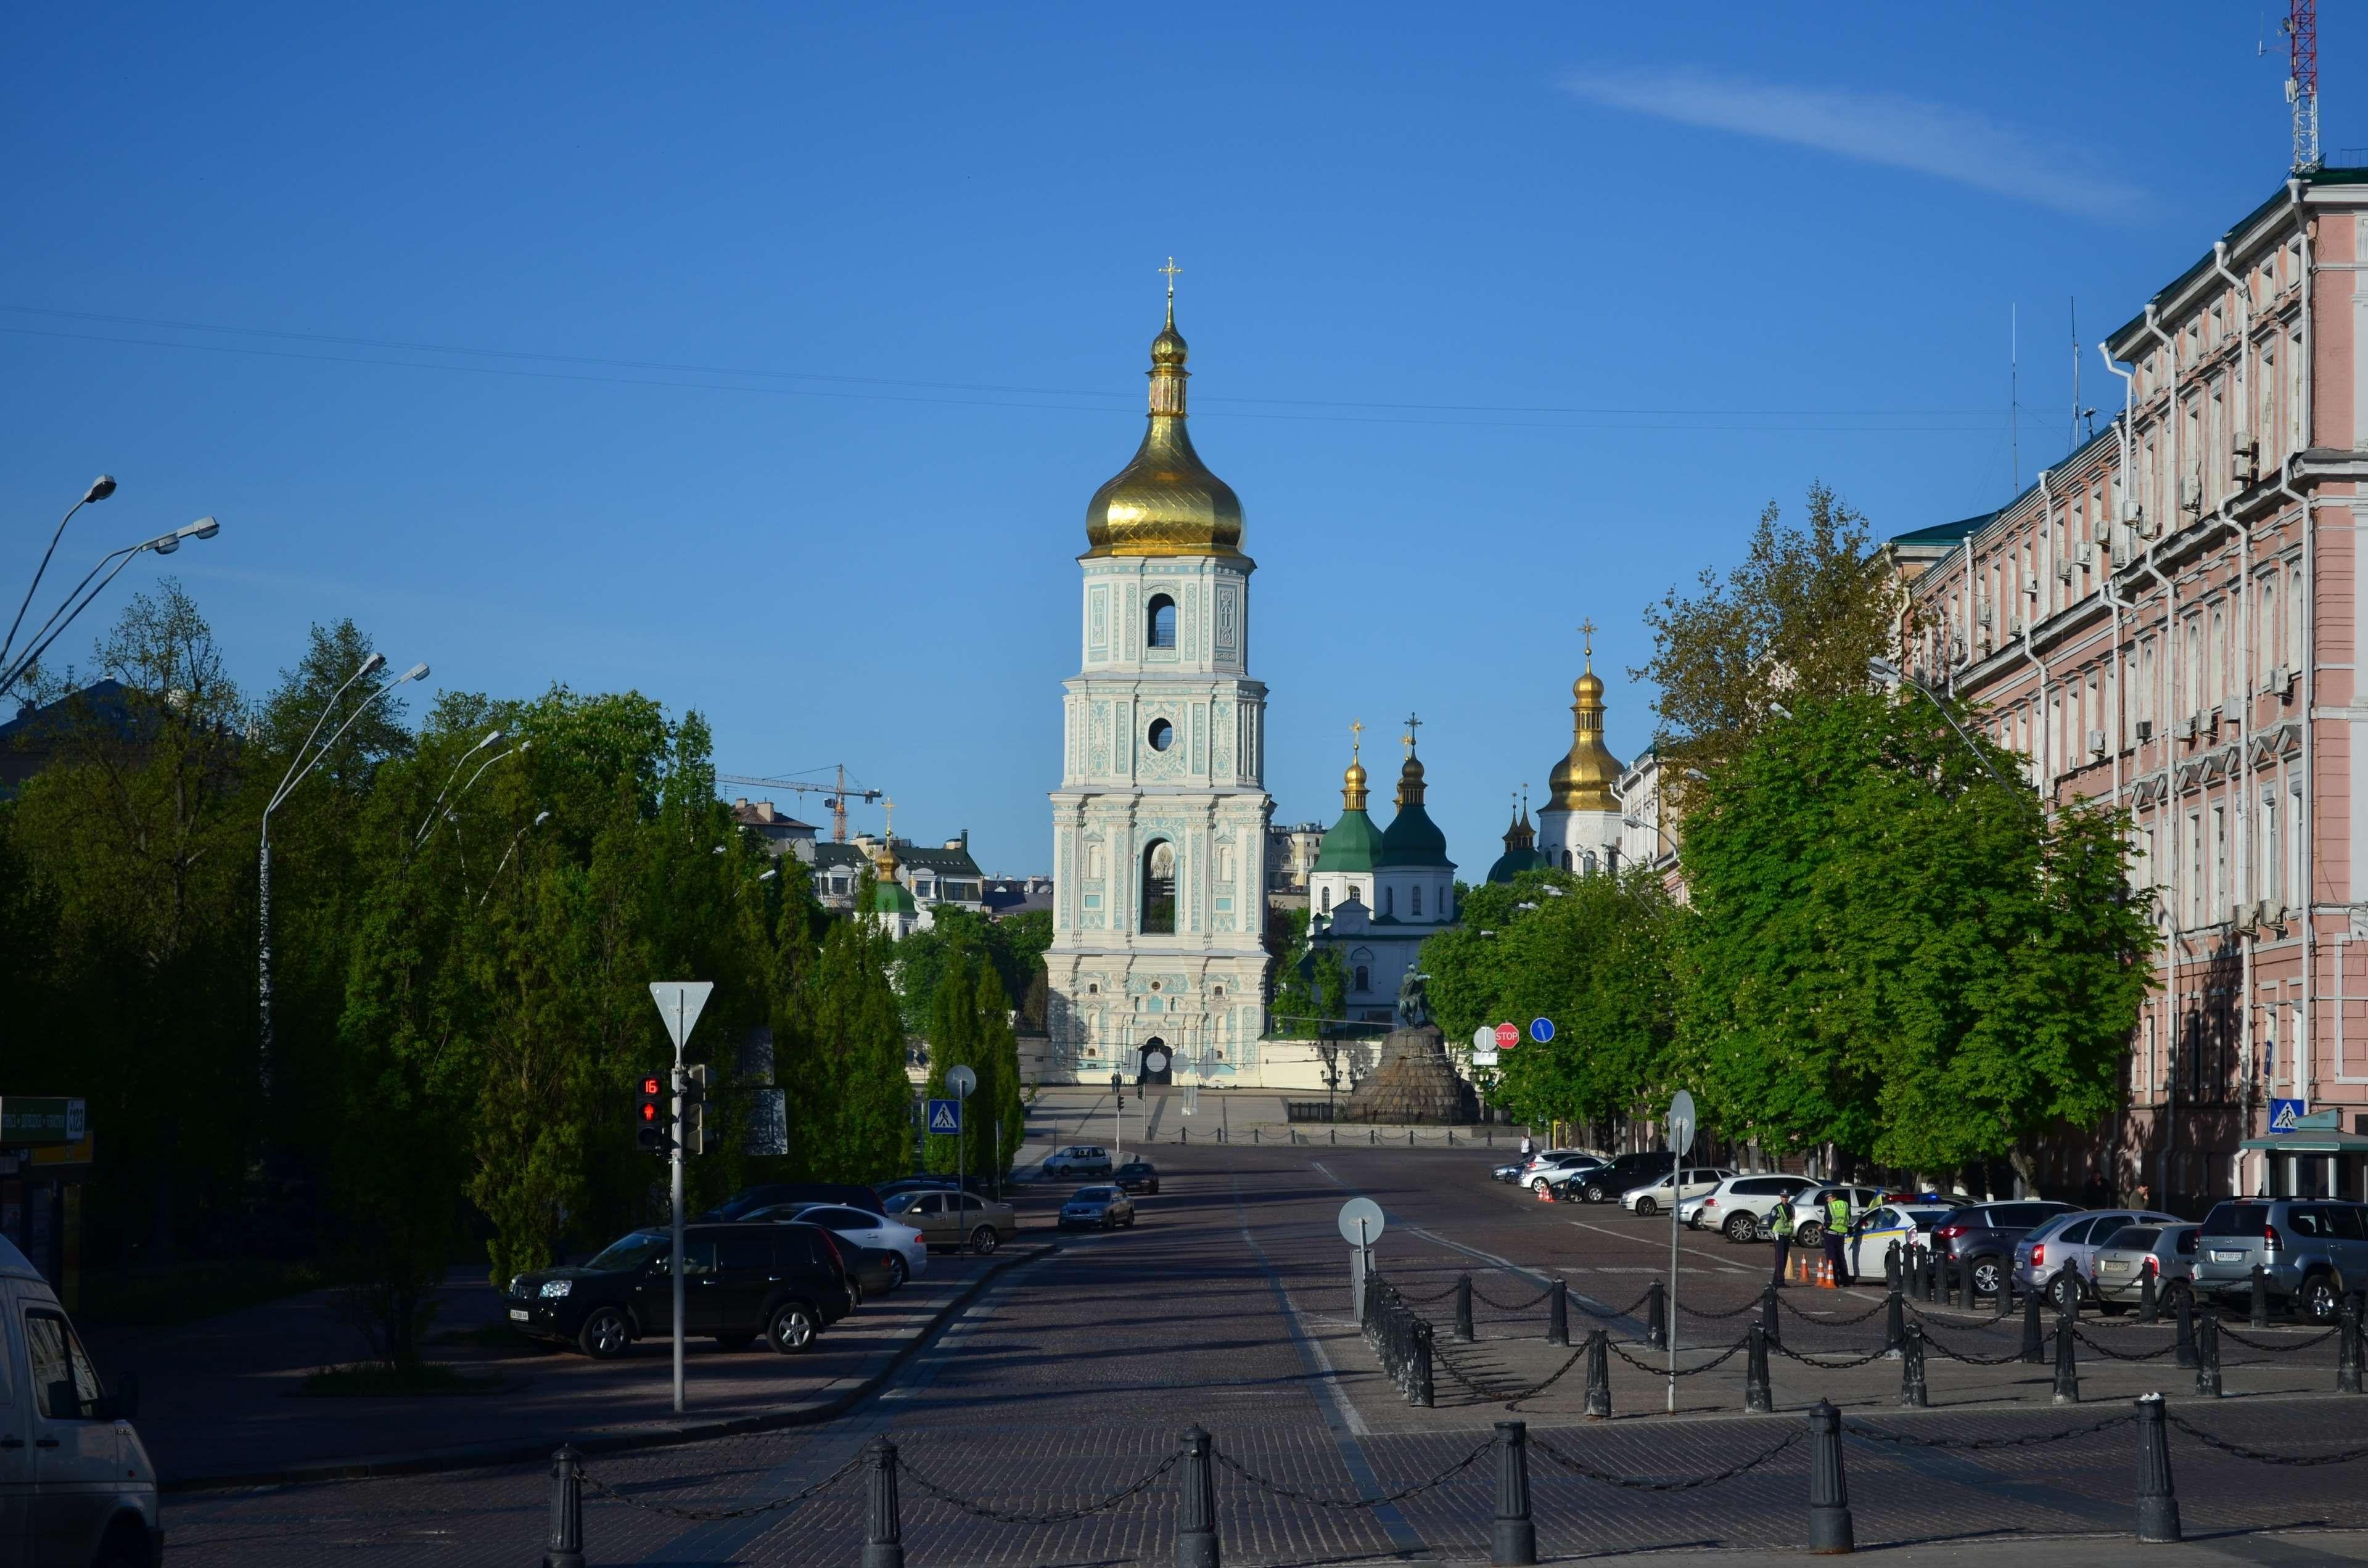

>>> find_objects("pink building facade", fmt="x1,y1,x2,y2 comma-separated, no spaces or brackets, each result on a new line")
1895,170,2368,1211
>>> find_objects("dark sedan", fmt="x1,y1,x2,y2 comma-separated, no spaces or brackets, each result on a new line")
1058,1186,1138,1229
1112,1160,1161,1194
506,1222,851,1358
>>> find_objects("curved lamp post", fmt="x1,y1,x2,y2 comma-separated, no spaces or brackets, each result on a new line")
0,515,221,697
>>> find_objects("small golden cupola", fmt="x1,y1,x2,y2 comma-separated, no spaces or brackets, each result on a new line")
1083,259,1246,560
1548,623,1626,813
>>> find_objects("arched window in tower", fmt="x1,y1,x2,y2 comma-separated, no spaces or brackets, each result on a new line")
1354,964,1370,993
1410,884,1423,917
1147,594,1177,651
1381,885,1394,916
1141,840,1177,934
1320,887,1332,913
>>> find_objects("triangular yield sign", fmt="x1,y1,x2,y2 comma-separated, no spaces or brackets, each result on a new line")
649,982,715,1050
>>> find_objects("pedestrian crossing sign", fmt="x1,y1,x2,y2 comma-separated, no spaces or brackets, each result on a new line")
928,1098,961,1134
2269,1098,2307,1133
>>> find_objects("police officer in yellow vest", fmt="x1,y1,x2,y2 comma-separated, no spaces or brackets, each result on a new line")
1820,1189,1854,1286
1766,1193,1794,1287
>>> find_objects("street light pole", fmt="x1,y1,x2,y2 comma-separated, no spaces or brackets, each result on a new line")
1870,657,2027,799
1,475,113,673
258,656,429,1091
0,517,222,697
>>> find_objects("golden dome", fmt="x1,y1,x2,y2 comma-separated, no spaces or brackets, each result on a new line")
1548,649,1625,812
1342,757,1370,811
1083,299,1245,560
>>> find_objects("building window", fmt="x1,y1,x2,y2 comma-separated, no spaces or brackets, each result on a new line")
2264,787,2281,909
1354,964,1370,993
1147,593,1177,650
1141,840,1176,934
1381,885,1394,916
2213,805,2227,919
2287,564,2304,673
1410,884,1423,916
1148,718,1175,753
1087,983,1099,995
1320,887,1332,913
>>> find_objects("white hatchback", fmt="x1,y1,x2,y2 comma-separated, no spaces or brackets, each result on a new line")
1621,1167,1736,1217
1521,1154,1604,1190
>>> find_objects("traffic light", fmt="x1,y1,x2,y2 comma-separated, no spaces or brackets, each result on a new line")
635,1072,668,1154
680,1064,708,1157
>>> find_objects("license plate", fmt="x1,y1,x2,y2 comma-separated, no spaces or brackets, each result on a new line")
2211,1250,2245,1263
509,1308,530,1321
2101,1261,2131,1273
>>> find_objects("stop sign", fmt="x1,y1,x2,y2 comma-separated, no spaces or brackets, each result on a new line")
1494,1022,1519,1050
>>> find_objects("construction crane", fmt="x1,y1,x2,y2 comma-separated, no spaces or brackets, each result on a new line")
716,763,880,844
2287,0,2321,173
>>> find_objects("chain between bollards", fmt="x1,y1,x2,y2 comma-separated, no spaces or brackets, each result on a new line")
863,1437,904,1568
1176,1425,1219,1568
1492,1421,1536,1566
544,1445,585,1568
2134,1394,2180,1543
1806,1398,1853,1555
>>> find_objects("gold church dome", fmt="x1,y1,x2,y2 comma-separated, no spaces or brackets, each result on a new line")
1084,285,1246,560
1548,636,1625,813
1342,754,1370,811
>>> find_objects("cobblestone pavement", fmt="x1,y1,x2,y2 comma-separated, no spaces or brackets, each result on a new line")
159,1128,2368,1564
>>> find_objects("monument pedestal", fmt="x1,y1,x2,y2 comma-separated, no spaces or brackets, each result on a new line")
1343,1022,1478,1125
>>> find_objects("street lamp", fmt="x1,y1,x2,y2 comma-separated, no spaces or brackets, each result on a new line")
1622,814,1680,860
412,730,508,851
0,515,223,697
479,810,553,908
259,655,429,1090
1869,656,2025,798
2,475,115,673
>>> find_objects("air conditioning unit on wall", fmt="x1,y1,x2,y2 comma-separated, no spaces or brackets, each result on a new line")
2087,728,2107,757
2136,719,2156,743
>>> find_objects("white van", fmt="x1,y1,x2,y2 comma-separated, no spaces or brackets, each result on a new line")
0,1234,158,1567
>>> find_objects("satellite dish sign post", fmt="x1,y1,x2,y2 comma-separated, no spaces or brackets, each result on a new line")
1339,1197,1386,1321
648,980,715,1416
1664,1089,1696,1411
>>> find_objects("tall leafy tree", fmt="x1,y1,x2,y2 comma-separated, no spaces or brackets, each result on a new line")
974,962,1025,1178
921,950,981,1180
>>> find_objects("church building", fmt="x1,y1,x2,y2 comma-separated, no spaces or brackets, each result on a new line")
1536,629,1626,875
1042,284,1275,1086
1305,725,1457,1026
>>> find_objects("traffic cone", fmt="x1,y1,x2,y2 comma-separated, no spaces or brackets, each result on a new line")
1818,1256,1836,1290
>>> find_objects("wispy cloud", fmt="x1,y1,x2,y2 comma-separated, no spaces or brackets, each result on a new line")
1560,68,2146,221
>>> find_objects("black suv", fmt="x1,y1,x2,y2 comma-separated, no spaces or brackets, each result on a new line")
1113,1160,1161,1194
508,1222,852,1359
1569,1151,1677,1205
1928,1200,2076,1297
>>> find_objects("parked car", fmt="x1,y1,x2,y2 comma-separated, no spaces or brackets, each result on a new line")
1521,1154,1605,1191
844,1244,908,1300
508,1221,853,1358
2013,1208,2183,1311
1058,1185,1138,1229
878,1174,994,1199
1112,1160,1161,1194
1043,1146,1115,1178
1787,1185,1887,1247
2192,1198,2368,1323
1,1233,158,1568
702,1181,884,1221
1491,1160,1527,1183
884,1188,1021,1253
744,1202,929,1289
2090,1223,2202,1311
1569,1151,1677,1205
1844,1204,1961,1280
1688,1174,1822,1242
1621,1167,1736,1217
1926,1201,2078,1299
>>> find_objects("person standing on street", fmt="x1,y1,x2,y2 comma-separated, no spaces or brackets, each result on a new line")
1767,1194,1795,1287
1519,1133,1536,1161
1822,1189,1854,1286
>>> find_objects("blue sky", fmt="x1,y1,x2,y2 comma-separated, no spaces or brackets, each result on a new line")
2,3,2348,874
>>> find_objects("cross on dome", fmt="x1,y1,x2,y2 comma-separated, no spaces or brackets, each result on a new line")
1402,712,1422,754
1579,618,1598,670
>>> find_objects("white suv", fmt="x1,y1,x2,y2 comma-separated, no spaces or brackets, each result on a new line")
1043,1146,1113,1178
1521,1154,1604,1190
1621,1167,1735,1217
1688,1173,1820,1241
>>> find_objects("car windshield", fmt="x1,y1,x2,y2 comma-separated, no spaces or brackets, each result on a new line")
586,1231,668,1271
1900,1209,1953,1227
2200,1202,2271,1238
884,1192,924,1214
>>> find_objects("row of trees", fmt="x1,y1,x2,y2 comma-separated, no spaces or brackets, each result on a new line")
0,583,1027,1316
1423,489,2156,1189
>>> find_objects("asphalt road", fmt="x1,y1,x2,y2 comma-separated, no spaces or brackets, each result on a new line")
159,1125,2368,1566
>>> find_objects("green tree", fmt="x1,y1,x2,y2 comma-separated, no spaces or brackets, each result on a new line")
974,962,1025,1178
776,919,912,1183
921,950,980,1180
1677,692,2154,1183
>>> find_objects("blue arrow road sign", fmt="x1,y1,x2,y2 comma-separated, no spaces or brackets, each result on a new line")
1530,1017,1555,1044
2269,1098,2307,1133
927,1098,962,1134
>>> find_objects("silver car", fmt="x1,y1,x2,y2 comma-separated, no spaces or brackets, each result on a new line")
2090,1223,2200,1310
2191,1199,2368,1323
2012,1208,2181,1311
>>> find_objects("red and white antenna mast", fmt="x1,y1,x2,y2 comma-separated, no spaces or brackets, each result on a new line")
2287,0,2321,171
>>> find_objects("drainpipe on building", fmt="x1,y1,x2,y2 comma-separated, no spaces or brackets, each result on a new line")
2213,240,2260,1196
2099,343,2140,816
2023,469,2056,803
2145,302,2189,1208
2291,180,2318,1160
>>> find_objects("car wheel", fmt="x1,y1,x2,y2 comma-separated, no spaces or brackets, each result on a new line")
1579,1183,1606,1204
92,1522,149,1568
1970,1257,2003,1298
578,1307,631,1360
713,1333,755,1352
768,1303,818,1354
969,1226,1000,1255
2299,1273,2340,1324
1797,1221,1823,1247
887,1255,909,1291
1723,1213,1759,1243
847,1280,865,1310
1634,1197,1658,1217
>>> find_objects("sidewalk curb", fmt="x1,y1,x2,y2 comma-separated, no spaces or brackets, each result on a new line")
159,1241,1060,1495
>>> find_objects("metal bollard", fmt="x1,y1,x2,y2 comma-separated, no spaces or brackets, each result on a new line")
2020,1290,2046,1364
1746,1324,1774,1413
1176,1426,1219,1568
1455,1275,1476,1343
862,1438,904,1568
543,1445,585,1568
1806,1400,1854,1555
1584,1329,1612,1418
1994,1265,2012,1321
1370,1128,1376,1146
2175,1287,2197,1368
1884,1283,1905,1360
1252,1127,1260,1145
1761,1282,1782,1348
1920,1246,1937,1303
1645,1280,1667,1349
1899,1321,1928,1408
1408,1129,1414,1147
2051,1314,2079,1405
1491,1421,1536,1567
2341,1294,2364,1395
2137,1265,2159,1324
1885,1241,1901,1293
2195,1310,2223,1399
2134,1393,2181,1543
1547,1278,1569,1347
2250,1264,2271,1328
1957,1252,1975,1312
1411,1320,1435,1408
